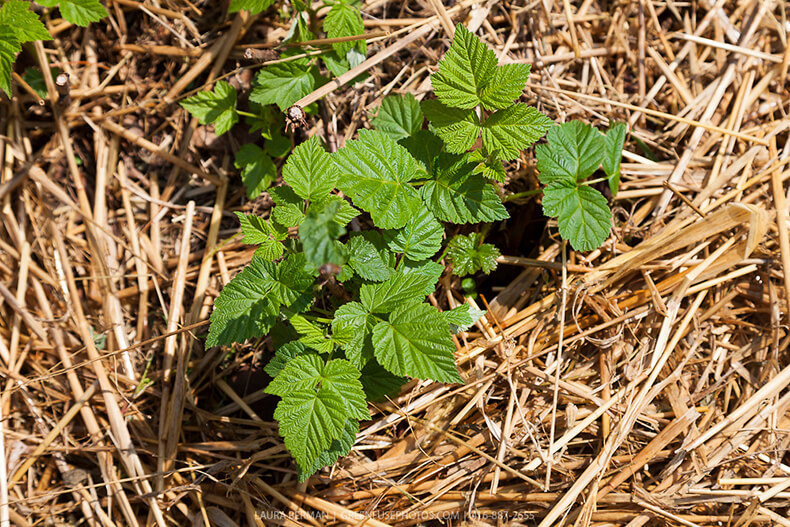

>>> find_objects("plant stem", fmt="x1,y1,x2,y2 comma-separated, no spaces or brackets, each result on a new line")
503,189,542,202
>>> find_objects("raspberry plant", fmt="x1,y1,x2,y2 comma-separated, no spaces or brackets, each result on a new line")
207,23,625,479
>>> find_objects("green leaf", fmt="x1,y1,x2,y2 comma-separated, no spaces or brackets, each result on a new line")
289,314,334,354
228,0,275,14
347,236,393,282
421,99,480,154
480,63,531,109
300,200,346,268
270,186,306,228
266,132,291,158
251,62,320,111
37,0,108,26
542,180,610,251
283,136,338,201
360,361,406,402
372,303,463,383
481,104,553,161
383,208,443,260
297,419,358,481
440,304,486,333
265,341,312,378
360,270,433,313
447,233,500,276
235,144,276,199
430,24,497,109
400,130,444,174
318,195,360,227
420,154,508,224
0,0,50,42
269,254,315,313
535,121,605,184
603,122,627,197
371,93,423,141
399,259,444,295
266,354,368,476
206,257,279,347
469,150,507,182
332,301,377,369
22,67,55,99
0,25,21,96
235,212,287,261
180,81,238,136
333,130,423,229
323,0,365,57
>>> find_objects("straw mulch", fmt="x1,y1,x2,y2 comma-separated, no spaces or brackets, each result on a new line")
1,0,790,525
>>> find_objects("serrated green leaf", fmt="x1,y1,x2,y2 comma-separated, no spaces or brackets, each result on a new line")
535,121,605,184
318,195,360,227
383,208,443,260
0,25,21,96
399,259,444,295
235,144,276,199
447,233,500,276
372,303,463,383
22,67,56,99
0,0,50,42
542,180,610,251
270,254,315,312
266,354,368,476
333,130,423,229
332,301,377,369
37,0,108,26
400,130,443,174
360,361,406,401
371,93,423,141
420,154,509,224
480,63,531,109
323,0,365,57
228,0,275,14
481,104,553,161
300,200,346,268
347,236,393,282
235,211,287,261
297,419,358,481
469,150,507,182
265,341,311,378
430,24,497,109
360,270,433,313
270,186,306,228
289,314,334,353
266,132,291,158
421,99,480,154
181,81,238,136
441,303,486,333
283,136,338,201
206,258,279,347
251,62,320,111
603,122,626,197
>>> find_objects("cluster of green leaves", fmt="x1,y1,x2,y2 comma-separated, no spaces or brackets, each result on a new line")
180,0,366,199
536,120,626,251
207,23,625,480
0,0,108,96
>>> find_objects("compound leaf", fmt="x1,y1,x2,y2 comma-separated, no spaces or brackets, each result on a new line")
207,257,279,347
283,136,338,201
235,144,276,199
372,303,463,383
535,121,605,184
420,154,508,224
323,0,365,57
481,104,553,161
430,24,497,109
447,233,500,276
333,130,422,229
542,180,610,251
235,211,287,261
180,81,238,136
421,99,480,154
383,208,443,260
371,93,423,141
